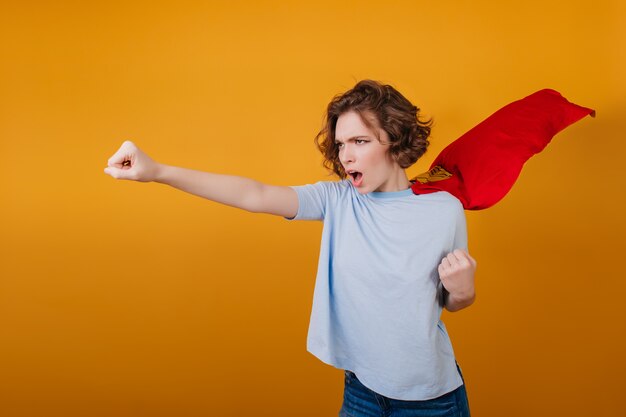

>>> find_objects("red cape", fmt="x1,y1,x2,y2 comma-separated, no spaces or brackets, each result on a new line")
411,89,595,210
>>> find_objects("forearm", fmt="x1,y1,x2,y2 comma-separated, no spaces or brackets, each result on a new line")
154,164,264,212
444,289,476,312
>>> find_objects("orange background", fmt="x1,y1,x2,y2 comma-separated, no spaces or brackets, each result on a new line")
1,1,624,416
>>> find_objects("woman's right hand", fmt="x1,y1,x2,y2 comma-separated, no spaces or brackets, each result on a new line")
104,140,161,182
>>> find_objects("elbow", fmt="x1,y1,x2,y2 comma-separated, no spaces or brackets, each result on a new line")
239,180,267,213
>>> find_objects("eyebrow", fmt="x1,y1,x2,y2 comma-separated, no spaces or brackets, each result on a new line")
334,135,367,143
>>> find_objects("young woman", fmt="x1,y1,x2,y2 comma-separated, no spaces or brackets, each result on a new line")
104,79,476,417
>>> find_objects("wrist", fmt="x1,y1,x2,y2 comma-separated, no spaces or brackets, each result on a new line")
445,289,476,311
153,163,169,183
448,289,475,304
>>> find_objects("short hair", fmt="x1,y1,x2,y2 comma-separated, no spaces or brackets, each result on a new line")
314,79,432,179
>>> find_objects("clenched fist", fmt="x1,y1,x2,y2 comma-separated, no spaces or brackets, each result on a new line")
438,249,477,310
103,140,161,182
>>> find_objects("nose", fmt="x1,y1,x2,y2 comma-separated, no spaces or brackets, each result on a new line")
340,143,355,165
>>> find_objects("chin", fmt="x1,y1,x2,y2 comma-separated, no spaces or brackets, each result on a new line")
355,185,373,194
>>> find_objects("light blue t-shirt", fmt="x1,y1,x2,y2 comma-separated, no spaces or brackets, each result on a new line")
286,179,467,400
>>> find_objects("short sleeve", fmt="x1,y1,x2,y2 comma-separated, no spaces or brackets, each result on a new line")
284,181,334,221
453,204,468,251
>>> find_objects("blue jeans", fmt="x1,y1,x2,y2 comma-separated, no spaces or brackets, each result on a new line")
338,363,470,417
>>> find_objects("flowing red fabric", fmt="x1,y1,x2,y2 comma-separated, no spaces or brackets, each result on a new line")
411,89,595,210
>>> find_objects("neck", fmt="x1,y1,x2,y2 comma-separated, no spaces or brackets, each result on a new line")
378,170,411,192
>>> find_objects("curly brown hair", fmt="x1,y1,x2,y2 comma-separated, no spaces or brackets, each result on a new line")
314,79,432,179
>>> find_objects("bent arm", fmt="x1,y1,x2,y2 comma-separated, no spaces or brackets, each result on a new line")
155,164,298,218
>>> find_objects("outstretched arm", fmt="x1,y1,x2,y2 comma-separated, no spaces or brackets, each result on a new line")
104,141,298,218
438,249,477,312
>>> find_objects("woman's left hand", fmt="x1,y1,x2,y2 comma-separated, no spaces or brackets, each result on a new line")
438,249,477,302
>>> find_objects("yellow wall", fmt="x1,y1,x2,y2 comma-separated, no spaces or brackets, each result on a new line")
1,1,624,416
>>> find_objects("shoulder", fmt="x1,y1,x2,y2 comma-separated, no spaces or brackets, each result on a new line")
286,180,351,221
412,191,465,219
434,192,467,226
423,191,463,207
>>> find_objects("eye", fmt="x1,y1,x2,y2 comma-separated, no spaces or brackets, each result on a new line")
355,139,367,144
335,142,344,148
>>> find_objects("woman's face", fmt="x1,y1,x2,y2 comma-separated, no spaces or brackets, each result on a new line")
335,110,409,194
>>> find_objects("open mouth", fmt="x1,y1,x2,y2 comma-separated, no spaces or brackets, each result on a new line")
347,170,364,186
